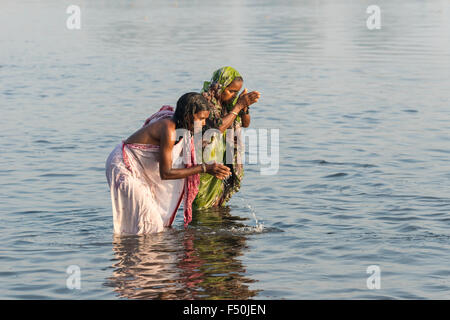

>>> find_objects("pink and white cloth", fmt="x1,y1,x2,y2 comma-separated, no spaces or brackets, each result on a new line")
105,106,199,235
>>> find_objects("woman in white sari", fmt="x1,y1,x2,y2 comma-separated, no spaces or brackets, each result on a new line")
106,93,230,235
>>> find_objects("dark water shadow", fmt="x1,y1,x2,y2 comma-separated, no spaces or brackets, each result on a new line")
104,206,261,299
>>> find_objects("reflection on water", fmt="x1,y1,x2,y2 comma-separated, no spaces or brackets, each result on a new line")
105,207,260,299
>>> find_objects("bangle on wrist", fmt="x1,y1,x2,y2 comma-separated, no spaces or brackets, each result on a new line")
239,107,249,116
201,163,206,173
230,111,239,117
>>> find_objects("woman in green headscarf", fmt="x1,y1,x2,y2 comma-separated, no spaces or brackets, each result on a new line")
192,66,261,209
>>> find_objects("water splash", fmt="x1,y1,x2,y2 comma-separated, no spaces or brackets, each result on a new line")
247,203,260,226
229,223,265,235
233,196,265,233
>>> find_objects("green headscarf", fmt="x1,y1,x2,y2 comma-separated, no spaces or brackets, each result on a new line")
202,66,242,93
202,66,242,115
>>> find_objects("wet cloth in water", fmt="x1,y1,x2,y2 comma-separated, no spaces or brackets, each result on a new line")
105,106,199,235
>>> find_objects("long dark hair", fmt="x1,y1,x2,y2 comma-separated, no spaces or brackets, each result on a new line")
173,92,210,130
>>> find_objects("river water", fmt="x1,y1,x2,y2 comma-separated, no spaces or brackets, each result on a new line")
1,0,449,299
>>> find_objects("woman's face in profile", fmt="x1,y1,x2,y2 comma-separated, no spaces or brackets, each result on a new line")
220,79,242,104
190,110,210,131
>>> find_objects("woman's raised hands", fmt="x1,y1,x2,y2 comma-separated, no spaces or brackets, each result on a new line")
236,88,260,110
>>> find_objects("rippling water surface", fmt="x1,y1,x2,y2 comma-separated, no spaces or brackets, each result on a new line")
1,0,449,299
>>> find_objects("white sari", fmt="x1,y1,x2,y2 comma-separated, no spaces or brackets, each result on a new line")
105,106,199,235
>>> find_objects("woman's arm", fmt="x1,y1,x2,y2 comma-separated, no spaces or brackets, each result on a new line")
241,108,250,128
159,123,230,180
217,104,245,133
217,89,259,132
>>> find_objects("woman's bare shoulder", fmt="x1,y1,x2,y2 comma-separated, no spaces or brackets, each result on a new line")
148,118,176,140
156,118,175,131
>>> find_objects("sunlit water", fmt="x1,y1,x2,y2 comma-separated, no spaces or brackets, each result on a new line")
1,0,449,299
